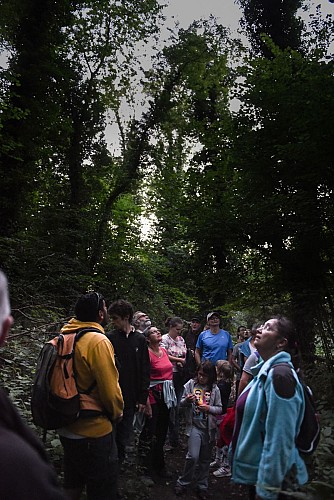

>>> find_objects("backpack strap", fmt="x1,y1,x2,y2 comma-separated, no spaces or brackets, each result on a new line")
69,327,103,395
271,363,297,399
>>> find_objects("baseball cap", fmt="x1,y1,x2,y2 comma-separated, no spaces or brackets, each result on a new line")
191,316,201,323
207,311,220,321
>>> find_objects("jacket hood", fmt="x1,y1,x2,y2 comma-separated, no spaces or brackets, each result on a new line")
60,318,105,334
251,350,292,379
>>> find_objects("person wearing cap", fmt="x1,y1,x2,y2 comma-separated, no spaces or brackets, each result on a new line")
195,312,233,367
183,316,202,352
133,310,151,334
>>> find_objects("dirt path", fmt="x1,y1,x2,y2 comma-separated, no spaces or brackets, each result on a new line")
118,442,249,499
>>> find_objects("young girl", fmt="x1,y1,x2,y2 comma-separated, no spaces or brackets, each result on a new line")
174,361,222,500
210,360,233,477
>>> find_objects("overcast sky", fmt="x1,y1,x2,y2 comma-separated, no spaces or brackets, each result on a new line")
160,0,242,32
159,0,334,35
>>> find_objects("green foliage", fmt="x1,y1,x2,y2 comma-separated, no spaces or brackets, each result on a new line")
236,0,305,57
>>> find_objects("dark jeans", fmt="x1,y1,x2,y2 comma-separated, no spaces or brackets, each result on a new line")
168,371,184,446
115,405,135,464
138,397,170,473
60,432,118,500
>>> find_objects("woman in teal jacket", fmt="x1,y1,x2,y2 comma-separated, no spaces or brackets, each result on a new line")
231,316,308,500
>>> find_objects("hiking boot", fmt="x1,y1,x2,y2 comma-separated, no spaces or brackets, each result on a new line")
213,465,231,478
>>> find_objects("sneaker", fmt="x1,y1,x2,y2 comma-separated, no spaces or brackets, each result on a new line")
209,459,221,468
213,466,231,478
174,484,186,496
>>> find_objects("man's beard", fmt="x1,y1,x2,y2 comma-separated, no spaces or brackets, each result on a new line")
100,310,109,328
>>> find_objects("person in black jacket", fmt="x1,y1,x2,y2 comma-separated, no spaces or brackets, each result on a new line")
0,270,65,500
107,299,150,465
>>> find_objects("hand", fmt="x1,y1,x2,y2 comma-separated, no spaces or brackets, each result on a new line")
114,413,123,424
198,404,210,413
137,403,146,413
144,402,152,418
186,393,196,403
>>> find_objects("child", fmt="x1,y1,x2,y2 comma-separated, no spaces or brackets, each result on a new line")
174,360,222,500
210,360,233,477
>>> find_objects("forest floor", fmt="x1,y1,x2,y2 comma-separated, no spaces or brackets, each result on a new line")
117,433,250,500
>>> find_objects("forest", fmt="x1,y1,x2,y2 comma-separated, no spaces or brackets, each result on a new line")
0,0,334,497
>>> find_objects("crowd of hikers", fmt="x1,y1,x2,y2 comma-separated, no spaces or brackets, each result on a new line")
0,274,314,500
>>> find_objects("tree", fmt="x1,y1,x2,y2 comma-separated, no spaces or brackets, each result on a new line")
236,0,305,57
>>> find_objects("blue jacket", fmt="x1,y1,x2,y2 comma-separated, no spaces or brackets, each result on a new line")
231,351,308,500
239,338,252,358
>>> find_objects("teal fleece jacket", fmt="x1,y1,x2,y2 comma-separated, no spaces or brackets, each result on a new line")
231,351,308,500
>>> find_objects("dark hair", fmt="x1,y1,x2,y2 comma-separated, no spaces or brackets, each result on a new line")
273,315,301,371
251,322,262,334
165,316,183,328
74,292,104,322
195,360,217,391
237,325,246,332
216,360,233,383
108,299,134,323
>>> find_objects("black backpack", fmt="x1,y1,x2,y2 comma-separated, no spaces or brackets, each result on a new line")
270,363,320,456
31,327,102,433
296,382,320,455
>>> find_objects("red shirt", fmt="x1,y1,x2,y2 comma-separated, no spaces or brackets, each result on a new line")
148,347,173,404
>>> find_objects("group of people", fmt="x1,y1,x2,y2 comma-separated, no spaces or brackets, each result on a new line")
0,271,309,500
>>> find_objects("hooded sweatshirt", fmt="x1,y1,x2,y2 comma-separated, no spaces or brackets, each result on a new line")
58,318,123,438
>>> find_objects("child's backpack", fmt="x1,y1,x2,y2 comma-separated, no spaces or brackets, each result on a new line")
218,406,236,447
270,363,320,456
31,327,103,432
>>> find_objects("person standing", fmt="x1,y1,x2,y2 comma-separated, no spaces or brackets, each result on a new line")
175,361,222,499
232,326,246,397
139,326,176,478
239,322,259,362
107,300,150,466
161,316,187,449
132,311,151,335
57,292,124,500
231,316,308,499
183,316,202,351
195,312,233,366
0,271,65,499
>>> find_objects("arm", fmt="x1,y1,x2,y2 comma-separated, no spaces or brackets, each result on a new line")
227,348,233,366
238,371,253,397
179,381,194,406
198,386,222,415
138,337,150,408
237,352,259,396
195,348,202,366
90,339,124,421
256,370,303,499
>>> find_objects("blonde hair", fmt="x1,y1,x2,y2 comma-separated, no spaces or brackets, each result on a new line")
216,360,232,382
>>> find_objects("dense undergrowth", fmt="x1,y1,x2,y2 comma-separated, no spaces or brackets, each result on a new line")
0,320,333,499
